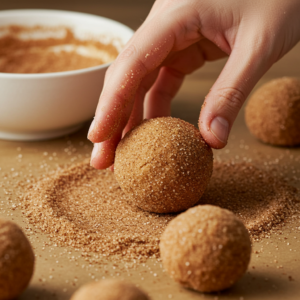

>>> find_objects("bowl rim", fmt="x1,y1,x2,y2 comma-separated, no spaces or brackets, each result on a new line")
0,9,134,79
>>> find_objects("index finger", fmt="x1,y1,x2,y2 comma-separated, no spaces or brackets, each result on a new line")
88,8,201,143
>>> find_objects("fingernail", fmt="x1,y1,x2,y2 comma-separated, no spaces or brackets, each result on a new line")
91,143,99,162
210,116,229,143
87,119,95,140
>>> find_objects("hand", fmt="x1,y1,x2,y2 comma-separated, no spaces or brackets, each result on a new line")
88,0,300,169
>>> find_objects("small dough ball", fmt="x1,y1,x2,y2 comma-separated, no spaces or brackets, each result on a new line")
160,205,251,292
115,117,213,213
71,279,150,300
0,219,35,300
245,77,300,146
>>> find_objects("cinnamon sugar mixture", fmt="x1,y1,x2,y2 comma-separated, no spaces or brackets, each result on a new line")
0,25,119,73
199,162,299,239
21,160,299,260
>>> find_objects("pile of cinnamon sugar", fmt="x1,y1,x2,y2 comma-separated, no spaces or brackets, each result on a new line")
0,25,119,73
21,160,299,260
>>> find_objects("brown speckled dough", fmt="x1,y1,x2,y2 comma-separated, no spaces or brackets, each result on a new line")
0,219,35,300
71,279,150,300
114,117,213,213
245,77,300,146
160,205,251,292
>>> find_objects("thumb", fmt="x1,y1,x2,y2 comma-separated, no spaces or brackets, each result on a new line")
199,40,272,149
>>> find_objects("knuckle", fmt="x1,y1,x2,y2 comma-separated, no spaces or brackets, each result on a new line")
175,58,202,74
216,87,245,112
167,67,185,80
118,44,137,61
136,57,150,76
165,43,204,75
187,59,203,74
153,89,173,103
118,44,149,75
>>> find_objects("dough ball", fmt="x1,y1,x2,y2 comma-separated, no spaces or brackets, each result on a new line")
245,77,300,146
0,219,35,300
115,117,213,213
71,279,150,300
160,205,251,292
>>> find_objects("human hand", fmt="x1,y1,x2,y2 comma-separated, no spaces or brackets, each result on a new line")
88,0,300,169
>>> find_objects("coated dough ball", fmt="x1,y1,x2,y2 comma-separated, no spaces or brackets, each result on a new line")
115,117,213,213
71,279,150,300
0,219,35,300
245,77,300,146
160,205,251,292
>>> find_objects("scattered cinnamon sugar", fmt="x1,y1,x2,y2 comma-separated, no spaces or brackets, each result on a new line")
22,161,171,260
21,160,299,261
198,162,299,239
0,25,119,73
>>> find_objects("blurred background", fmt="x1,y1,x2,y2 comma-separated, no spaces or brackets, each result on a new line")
1,0,299,125
0,0,154,30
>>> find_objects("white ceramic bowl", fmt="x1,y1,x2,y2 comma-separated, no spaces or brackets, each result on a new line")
0,9,134,141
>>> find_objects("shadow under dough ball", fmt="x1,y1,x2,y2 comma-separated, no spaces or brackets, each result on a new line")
0,219,35,300
71,279,150,300
160,205,251,292
114,117,213,213
245,77,300,146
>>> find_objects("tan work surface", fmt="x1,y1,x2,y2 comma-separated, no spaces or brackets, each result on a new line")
0,52,299,300
0,1,300,299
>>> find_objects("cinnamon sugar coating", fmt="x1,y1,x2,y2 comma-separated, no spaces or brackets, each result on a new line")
0,219,35,300
114,117,213,213
71,279,150,300
160,205,251,292
245,77,300,146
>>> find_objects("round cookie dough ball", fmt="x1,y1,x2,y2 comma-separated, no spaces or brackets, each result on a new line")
160,205,251,292
0,219,35,300
71,279,150,300
245,77,300,146
115,117,213,213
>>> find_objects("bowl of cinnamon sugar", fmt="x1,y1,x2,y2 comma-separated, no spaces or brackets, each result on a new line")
0,9,133,141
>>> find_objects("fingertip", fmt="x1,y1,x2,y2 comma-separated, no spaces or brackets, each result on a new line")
90,154,114,170
88,115,121,144
199,116,227,149
90,141,117,170
210,116,229,144
199,126,227,149
87,118,104,143
91,157,114,170
87,129,98,144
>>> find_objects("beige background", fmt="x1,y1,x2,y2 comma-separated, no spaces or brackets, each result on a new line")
0,1,300,299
